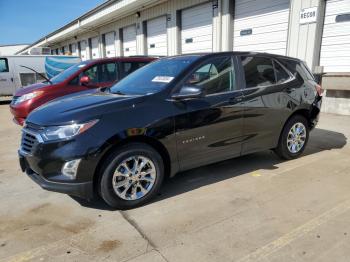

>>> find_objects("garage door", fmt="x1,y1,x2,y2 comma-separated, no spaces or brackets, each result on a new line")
181,2,213,54
320,0,350,72
233,0,290,55
71,43,78,56
147,16,167,56
105,32,116,58
123,25,137,56
91,37,100,59
80,40,88,61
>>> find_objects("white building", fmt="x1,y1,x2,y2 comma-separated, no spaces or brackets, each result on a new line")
18,0,350,115
0,44,29,55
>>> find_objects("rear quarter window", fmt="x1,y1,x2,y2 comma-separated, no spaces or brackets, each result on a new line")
278,59,304,84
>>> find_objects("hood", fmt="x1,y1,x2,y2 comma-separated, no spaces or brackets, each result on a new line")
15,82,52,96
26,90,143,126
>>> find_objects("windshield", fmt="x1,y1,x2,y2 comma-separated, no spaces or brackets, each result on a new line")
50,61,89,84
110,56,199,95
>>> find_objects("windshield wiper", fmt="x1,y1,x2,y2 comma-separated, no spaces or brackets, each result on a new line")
20,65,52,84
112,90,126,95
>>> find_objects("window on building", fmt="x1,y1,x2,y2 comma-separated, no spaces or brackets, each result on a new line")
0,58,9,73
241,56,275,88
185,56,235,95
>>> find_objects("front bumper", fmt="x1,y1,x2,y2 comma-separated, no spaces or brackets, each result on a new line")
19,152,94,199
9,101,30,126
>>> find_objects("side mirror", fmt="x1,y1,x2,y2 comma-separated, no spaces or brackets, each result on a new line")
171,85,204,100
80,76,90,86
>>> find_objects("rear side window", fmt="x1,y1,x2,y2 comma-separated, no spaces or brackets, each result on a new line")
241,56,275,88
274,60,290,84
0,58,9,72
301,62,315,80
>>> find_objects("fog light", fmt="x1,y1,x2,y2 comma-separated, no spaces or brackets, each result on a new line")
61,159,81,179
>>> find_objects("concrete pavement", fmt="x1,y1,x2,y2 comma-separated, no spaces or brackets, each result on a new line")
0,100,349,262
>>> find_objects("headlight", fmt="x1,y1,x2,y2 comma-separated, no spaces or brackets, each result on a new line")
41,119,99,142
13,91,43,105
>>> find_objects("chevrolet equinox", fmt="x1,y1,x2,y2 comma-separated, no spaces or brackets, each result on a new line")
18,52,322,209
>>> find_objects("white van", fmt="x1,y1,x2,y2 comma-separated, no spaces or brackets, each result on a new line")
0,55,80,96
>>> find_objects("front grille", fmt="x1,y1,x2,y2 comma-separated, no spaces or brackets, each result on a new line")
20,129,40,155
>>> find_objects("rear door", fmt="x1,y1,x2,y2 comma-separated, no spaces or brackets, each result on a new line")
239,55,293,154
174,54,245,170
0,58,15,95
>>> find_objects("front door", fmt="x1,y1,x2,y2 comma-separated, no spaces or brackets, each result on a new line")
0,58,15,95
174,55,245,171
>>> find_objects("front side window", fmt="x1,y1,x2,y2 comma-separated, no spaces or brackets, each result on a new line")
82,65,99,84
119,61,150,78
185,56,236,95
100,62,118,82
50,61,89,84
241,56,275,88
0,58,9,73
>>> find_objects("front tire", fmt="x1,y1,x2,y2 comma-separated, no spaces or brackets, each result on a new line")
99,143,164,209
274,115,309,160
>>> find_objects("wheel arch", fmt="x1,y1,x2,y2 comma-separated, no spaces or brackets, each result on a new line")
92,135,171,195
276,108,312,147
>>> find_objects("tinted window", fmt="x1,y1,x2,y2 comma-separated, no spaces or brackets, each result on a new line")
110,56,198,95
83,65,99,84
100,62,118,82
50,61,89,84
120,61,150,77
185,56,235,95
274,60,290,84
301,62,315,80
279,59,307,85
0,58,9,72
241,56,275,88
69,76,79,85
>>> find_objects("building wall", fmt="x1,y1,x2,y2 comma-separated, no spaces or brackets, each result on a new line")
0,44,29,55
31,0,350,115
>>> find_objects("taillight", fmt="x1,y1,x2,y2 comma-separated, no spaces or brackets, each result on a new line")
315,84,323,96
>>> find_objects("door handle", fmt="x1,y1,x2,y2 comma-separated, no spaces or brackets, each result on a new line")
285,87,296,93
229,96,244,103
11,78,14,82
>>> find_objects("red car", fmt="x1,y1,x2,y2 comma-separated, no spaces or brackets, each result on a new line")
10,56,156,125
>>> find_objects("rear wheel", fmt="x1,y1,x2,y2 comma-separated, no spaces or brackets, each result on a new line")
274,115,309,160
99,143,164,209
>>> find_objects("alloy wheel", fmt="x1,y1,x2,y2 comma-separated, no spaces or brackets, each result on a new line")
112,155,156,200
287,122,307,154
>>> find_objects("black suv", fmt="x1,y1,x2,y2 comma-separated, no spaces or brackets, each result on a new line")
19,52,322,209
